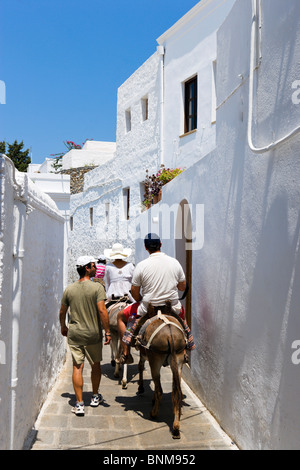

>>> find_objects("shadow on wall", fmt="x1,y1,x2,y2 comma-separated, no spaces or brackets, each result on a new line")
239,192,300,448
259,0,300,147
218,144,300,447
211,95,300,447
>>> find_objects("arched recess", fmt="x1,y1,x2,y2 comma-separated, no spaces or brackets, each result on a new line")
175,199,192,328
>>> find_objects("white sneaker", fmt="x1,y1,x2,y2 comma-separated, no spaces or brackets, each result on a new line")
71,402,85,416
90,394,103,407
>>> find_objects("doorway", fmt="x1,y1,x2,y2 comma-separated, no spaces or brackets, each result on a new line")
175,199,192,329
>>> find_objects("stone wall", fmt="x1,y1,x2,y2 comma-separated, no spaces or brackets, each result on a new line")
61,166,97,194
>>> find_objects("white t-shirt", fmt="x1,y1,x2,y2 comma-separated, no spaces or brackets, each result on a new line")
131,252,185,316
104,262,135,301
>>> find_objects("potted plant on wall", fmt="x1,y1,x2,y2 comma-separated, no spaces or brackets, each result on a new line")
142,165,185,209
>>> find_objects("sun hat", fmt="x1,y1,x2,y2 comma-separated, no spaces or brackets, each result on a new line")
104,243,132,261
76,255,97,267
97,254,106,261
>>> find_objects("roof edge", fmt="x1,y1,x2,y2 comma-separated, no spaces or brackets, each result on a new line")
156,0,214,44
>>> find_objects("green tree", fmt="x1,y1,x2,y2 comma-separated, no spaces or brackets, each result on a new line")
0,140,31,172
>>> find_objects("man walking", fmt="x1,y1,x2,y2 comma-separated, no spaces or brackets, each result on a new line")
59,256,111,416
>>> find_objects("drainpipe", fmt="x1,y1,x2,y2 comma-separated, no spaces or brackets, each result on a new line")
1,155,28,450
157,45,165,166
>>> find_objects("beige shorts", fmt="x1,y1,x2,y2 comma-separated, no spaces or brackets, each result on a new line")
69,342,103,365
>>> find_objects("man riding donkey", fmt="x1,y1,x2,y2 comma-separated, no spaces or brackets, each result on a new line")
117,233,195,365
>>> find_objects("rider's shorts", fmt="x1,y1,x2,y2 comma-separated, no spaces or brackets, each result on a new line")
123,302,139,321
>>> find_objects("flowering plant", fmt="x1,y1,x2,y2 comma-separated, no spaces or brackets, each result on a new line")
65,140,82,150
142,165,185,208
156,166,185,184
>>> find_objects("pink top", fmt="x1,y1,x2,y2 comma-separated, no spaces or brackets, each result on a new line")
95,264,106,279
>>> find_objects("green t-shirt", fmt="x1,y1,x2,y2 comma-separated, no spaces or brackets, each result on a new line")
61,280,107,346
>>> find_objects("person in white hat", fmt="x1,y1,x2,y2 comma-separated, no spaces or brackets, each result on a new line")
59,255,111,416
103,243,134,303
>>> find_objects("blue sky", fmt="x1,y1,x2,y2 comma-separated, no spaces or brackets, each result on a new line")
0,0,200,164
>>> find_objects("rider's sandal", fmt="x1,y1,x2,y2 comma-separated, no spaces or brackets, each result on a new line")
119,352,134,365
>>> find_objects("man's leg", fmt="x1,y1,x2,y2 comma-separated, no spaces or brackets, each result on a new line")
117,309,131,358
72,362,84,403
118,304,141,363
84,343,104,406
91,362,101,395
117,309,127,341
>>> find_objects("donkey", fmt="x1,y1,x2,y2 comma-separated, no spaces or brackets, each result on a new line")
135,302,187,439
105,297,130,389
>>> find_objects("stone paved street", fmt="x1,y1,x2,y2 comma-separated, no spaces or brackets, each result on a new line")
27,344,238,451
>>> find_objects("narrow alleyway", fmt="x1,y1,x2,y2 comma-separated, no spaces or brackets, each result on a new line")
26,344,238,451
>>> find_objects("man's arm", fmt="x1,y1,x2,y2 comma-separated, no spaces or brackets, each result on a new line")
131,285,142,302
59,304,68,337
97,300,111,345
177,280,186,291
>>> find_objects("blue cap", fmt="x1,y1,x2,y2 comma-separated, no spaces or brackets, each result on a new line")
144,233,161,248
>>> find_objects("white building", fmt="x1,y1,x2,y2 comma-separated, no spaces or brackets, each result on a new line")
135,0,300,450
61,140,116,170
68,51,162,278
68,0,235,278
27,139,116,284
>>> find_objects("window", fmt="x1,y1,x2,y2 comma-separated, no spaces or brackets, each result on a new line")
70,216,73,231
141,96,148,121
89,207,93,226
184,76,197,133
123,187,130,220
125,109,131,133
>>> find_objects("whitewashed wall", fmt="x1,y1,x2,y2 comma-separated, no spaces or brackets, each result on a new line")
0,156,66,449
135,0,300,450
27,172,70,288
